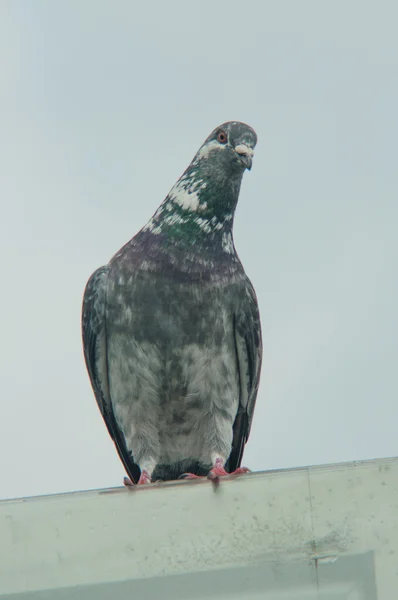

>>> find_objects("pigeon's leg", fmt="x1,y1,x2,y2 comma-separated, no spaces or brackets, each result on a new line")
207,456,229,479
136,458,157,485
122,418,161,486
123,458,157,487
136,469,152,485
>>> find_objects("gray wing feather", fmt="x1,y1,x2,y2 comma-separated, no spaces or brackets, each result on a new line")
82,265,140,483
82,267,109,414
229,279,262,471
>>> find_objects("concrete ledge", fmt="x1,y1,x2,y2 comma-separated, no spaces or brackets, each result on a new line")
1,457,397,599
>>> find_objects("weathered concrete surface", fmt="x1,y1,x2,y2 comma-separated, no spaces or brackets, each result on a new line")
1,457,397,599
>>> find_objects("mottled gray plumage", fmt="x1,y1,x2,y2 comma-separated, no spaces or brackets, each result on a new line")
82,121,262,484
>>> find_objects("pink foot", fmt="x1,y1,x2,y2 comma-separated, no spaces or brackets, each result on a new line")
137,469,152,485
207,465,229,479
123,469,152,488
230,467,251,475
207,459,251,487
207,458,228,481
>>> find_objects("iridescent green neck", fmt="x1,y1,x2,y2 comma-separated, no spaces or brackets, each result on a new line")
141,163,243,249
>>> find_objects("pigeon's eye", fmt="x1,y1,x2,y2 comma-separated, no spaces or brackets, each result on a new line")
217,130,228,144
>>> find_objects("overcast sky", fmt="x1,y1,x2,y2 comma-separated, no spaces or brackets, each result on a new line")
1,1,397,500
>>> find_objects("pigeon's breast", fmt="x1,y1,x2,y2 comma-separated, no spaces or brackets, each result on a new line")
106,267,241,464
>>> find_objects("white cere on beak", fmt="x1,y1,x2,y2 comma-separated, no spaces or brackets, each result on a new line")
234,144,254,158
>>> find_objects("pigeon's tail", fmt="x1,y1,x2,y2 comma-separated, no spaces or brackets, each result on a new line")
152,460,211,482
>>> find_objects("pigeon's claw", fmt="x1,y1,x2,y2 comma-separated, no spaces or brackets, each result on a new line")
230,466,251,475
207,459,251,488
123,476,135,487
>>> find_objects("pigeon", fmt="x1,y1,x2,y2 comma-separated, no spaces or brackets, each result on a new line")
82,121,262,486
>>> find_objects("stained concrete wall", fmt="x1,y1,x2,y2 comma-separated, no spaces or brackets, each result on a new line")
1,457,397,599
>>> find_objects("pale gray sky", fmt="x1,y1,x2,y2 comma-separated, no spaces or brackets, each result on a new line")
1,1,397,500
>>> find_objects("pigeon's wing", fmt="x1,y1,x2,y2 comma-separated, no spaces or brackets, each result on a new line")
229,278,263,472
82,266,141,484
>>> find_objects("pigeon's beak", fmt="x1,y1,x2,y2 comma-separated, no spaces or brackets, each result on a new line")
234,144,254,170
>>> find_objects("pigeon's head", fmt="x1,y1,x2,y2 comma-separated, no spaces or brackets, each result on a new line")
141,121,257,242
194,121,257,176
